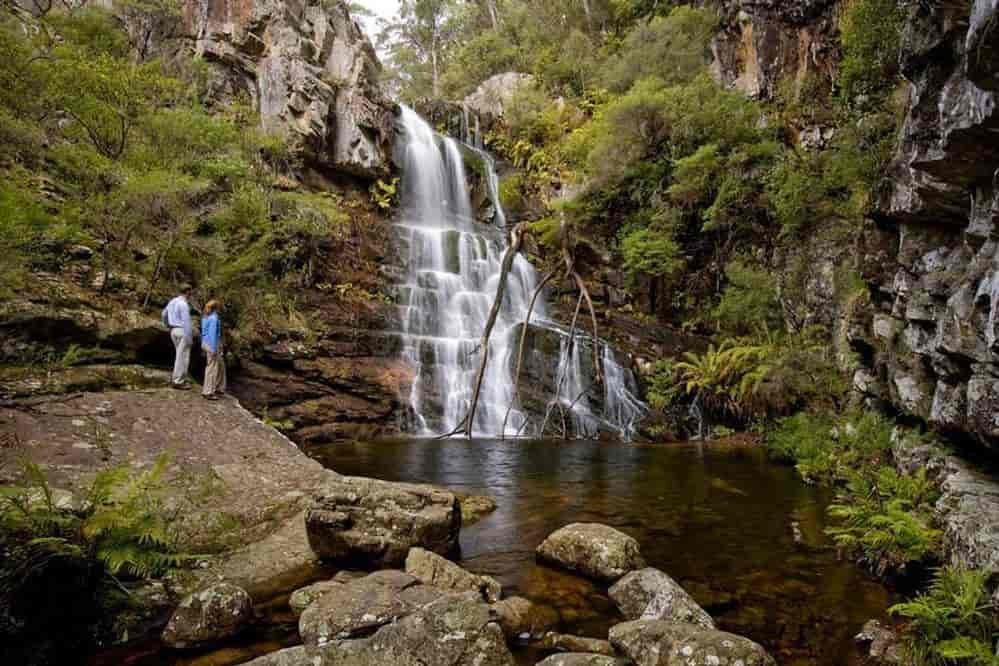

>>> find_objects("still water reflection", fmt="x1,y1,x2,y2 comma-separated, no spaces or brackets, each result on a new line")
309,438,894,665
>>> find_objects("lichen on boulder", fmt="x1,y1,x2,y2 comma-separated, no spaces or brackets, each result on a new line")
536,523,645,582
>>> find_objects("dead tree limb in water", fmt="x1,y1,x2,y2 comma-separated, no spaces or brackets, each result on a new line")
447,215,605,439
501,269,556,437
439,223,527,439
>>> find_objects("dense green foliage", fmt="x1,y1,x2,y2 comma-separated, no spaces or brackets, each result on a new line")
891,567,999,666
0,2,366,350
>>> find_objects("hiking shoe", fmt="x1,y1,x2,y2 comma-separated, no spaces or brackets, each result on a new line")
171,382,191,390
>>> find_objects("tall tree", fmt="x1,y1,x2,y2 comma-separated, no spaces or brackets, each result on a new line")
379,0,458,99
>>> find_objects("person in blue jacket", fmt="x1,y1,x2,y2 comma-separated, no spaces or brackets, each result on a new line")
200,300,226,399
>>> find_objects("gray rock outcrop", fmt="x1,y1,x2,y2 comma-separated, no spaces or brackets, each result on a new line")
184,0,396,177
161,583,253,649
842,0,999,451
537,523,645,582
305,476,461,566
895,436,999,570
608,568,714,628
609,620,775,666
462,72,535,118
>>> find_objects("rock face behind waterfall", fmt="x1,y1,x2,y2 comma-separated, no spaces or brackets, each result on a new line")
180,0,395,177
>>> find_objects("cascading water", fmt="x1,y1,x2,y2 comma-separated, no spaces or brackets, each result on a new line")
392,105,646,438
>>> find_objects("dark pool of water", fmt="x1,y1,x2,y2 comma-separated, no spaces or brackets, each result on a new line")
94,438,894,666
309,438,894,665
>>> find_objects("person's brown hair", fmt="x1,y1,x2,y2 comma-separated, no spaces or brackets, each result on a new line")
204,300,220,315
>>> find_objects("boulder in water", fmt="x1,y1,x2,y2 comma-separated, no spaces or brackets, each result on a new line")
305,476,460,566
608,568,714,628
609,620,775,666
161,583,253,649
536,523,645,582
405,547,502,602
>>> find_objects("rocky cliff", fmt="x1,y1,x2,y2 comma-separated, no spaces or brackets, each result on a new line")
852,1,999,451
185,0,396,177
709,0,999,452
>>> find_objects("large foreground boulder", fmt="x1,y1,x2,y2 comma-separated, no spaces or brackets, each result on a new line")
536,523,645,582
161,583,253,649
262,592,516,666
298,570,437,646
609,568,714,628
405,547,502,602
306,476,461,566
609,620,774,666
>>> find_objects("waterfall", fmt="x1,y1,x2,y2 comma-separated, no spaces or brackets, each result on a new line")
392,105,646,438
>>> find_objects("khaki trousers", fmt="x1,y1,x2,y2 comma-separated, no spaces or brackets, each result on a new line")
202,346,227,396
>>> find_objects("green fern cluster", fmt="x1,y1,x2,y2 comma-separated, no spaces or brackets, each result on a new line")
670,327,846,424
827,467,940,576
1,454,193,586
674,338,774,419
891,567,998,665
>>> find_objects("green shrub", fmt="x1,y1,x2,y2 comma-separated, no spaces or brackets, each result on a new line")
602,7,717,93
838,0,905,105
767,409,893,483
711,260,782,335
891,567,998,665
644,359,682,410
620,226,684,281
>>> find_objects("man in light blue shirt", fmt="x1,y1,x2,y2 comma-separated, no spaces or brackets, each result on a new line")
162,284,194,388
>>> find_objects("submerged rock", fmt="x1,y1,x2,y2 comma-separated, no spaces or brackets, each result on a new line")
855,619,903,665
161,583,253,649
305,476,461,566
405,547,502,602
609,568,714,628
537,523,645,582
609,620,775,666
538,632,617,656
490,596,560,639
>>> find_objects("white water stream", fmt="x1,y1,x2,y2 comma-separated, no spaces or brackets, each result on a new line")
393,106,646,438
